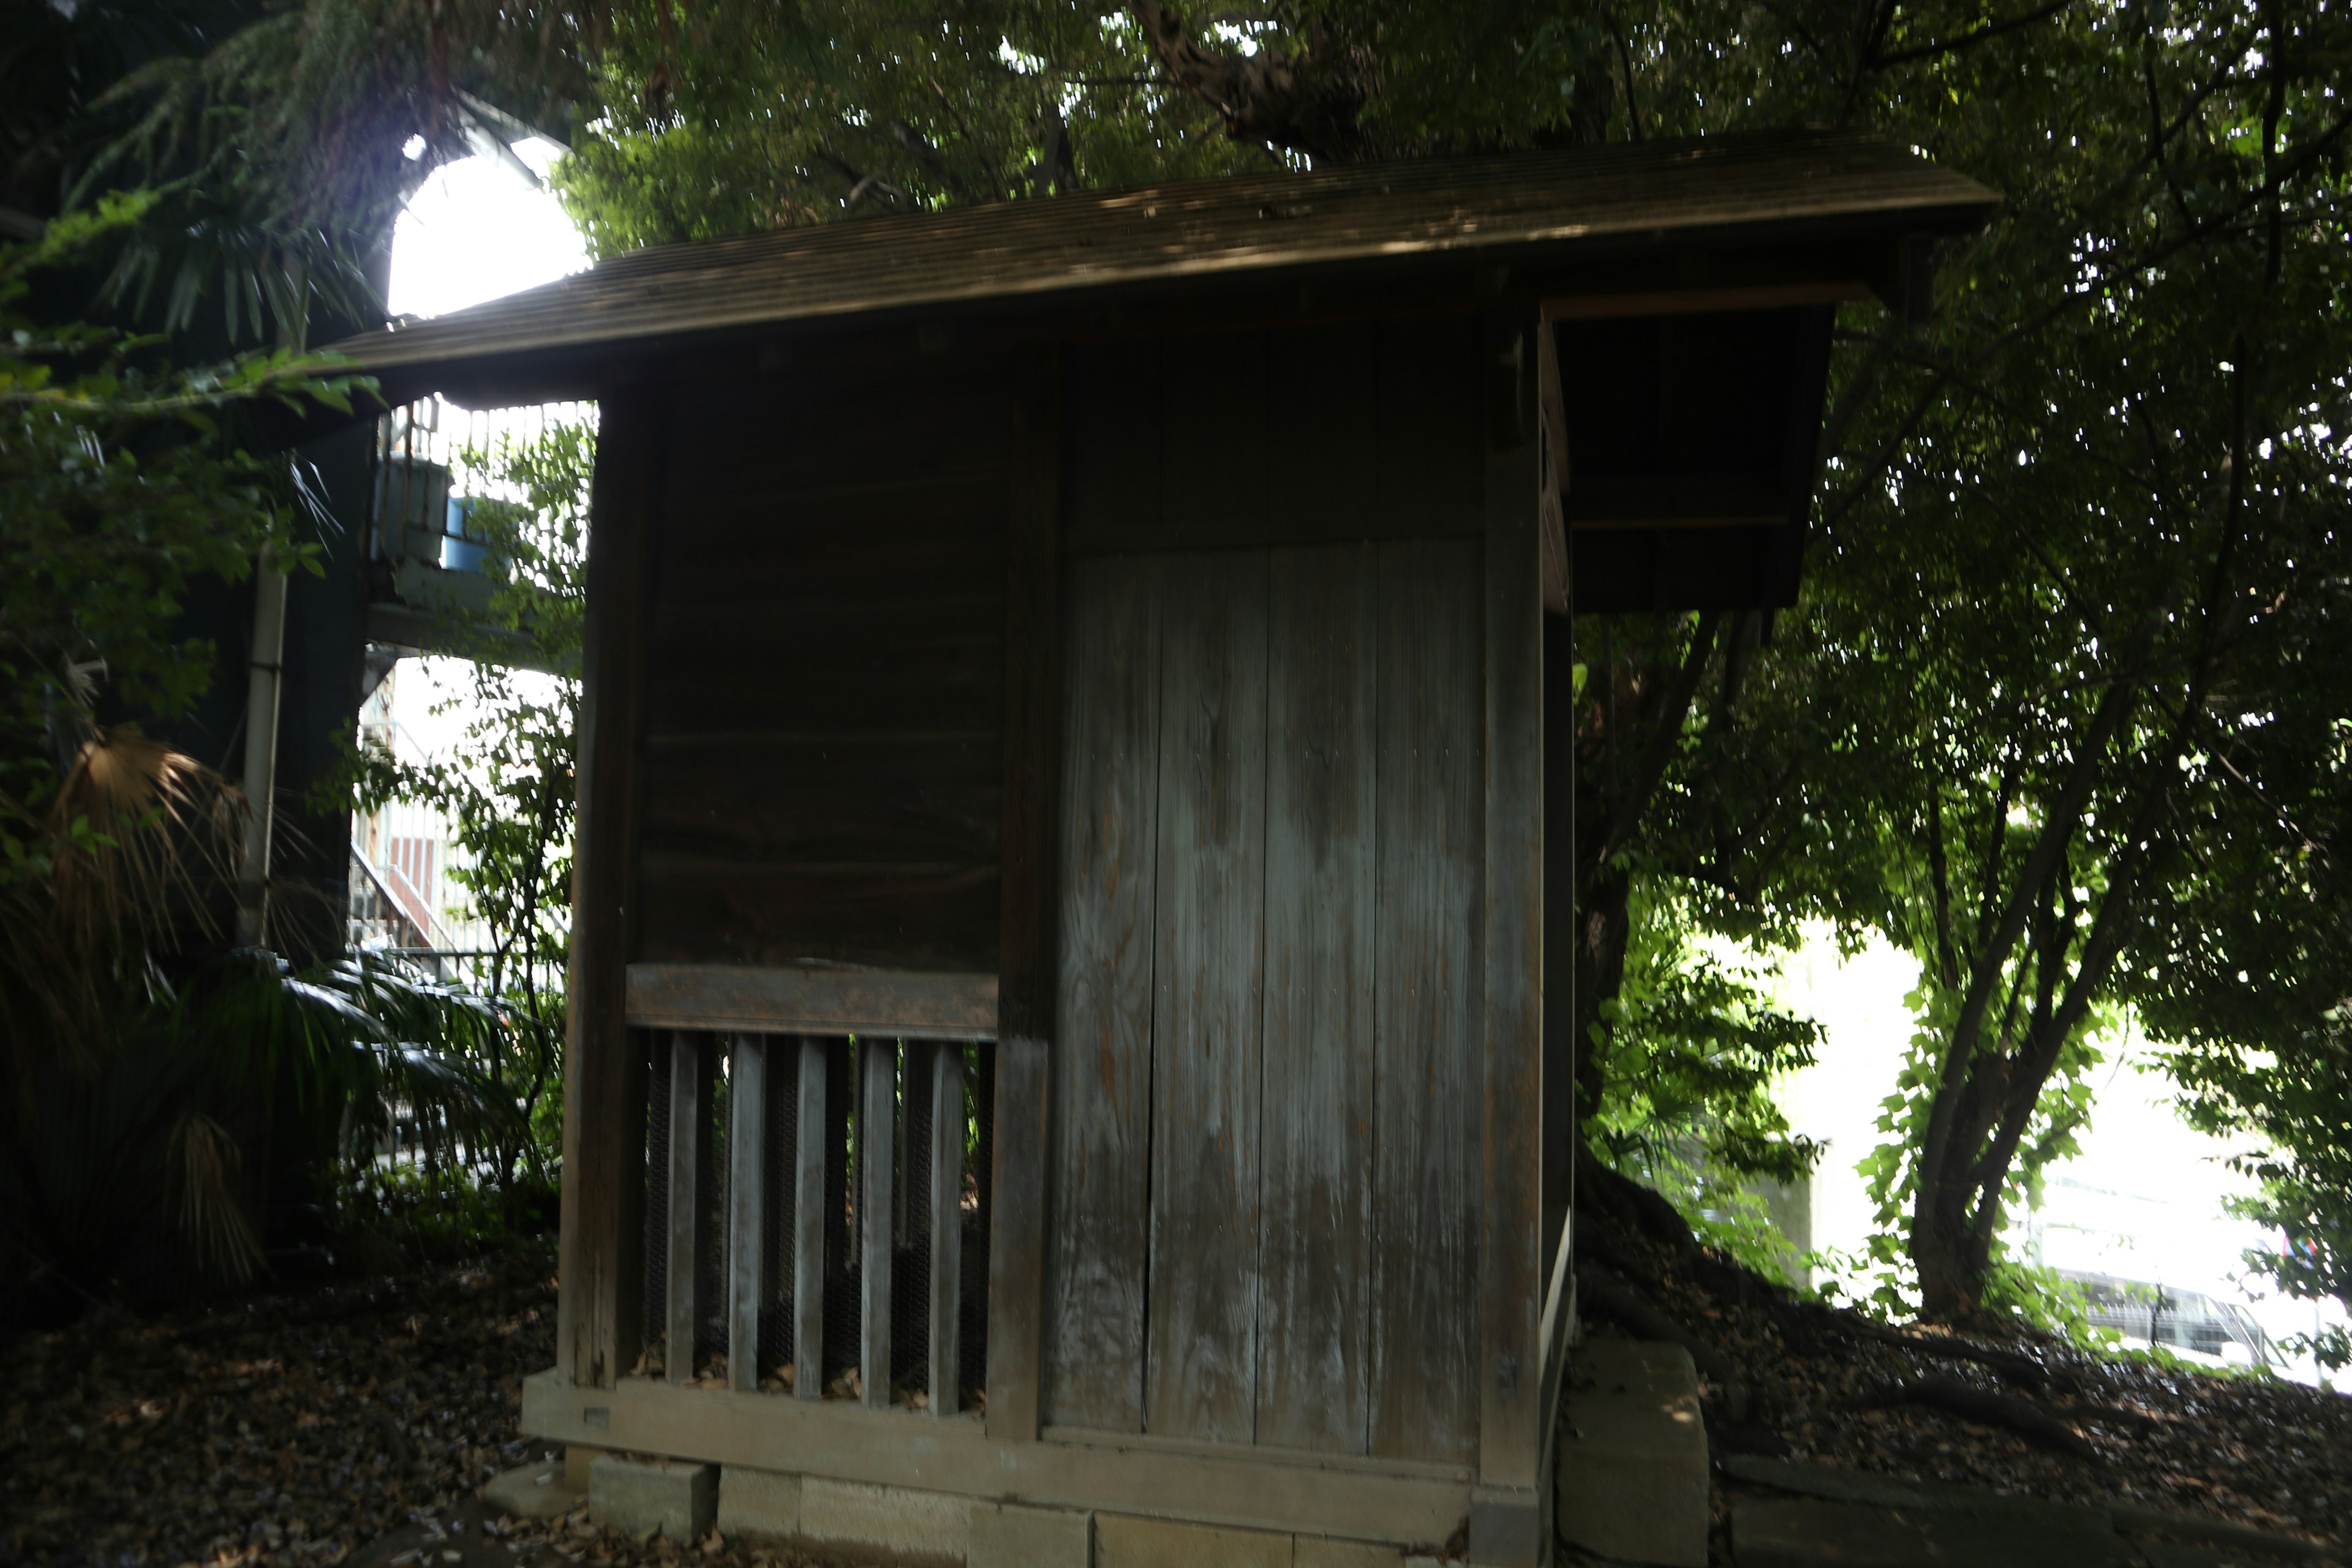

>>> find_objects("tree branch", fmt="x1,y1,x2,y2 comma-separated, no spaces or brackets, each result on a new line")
1874,0,2078,69
1124,0,1373,160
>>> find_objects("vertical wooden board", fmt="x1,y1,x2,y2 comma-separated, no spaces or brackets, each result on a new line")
861,1041,897,1408
558,388,658,1390
989,351,1061,1441
666,1033,703,1384
1145,549,1270,1446
1540,616,1578,1306
1480,347,1548,1490
929,1044,967,1414
793,1038,828,1399
1041,556,1161,1434
1256,545,1378,1454
1368,539,1485,1465
727,1035,767,1392
763,1037,797,1381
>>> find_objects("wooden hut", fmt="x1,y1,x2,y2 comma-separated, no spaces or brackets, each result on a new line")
337,132,1992,1566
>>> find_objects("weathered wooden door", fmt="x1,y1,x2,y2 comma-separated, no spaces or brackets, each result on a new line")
1044,541,1485,1463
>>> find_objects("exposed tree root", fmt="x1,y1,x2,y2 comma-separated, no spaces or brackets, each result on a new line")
1855,1374,2100,1459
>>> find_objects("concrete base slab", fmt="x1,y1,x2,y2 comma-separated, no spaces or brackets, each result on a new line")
588,1453,716,1540
1730,1496,2136,1568
480,1459,586,1520
1556,1339,1709,1567
969,1501,1093,1568
1096,1512,1291,1568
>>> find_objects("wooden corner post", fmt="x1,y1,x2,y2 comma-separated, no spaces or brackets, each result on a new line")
987,347,1063,1439
558,385,660,1390
1476,304,1547,1562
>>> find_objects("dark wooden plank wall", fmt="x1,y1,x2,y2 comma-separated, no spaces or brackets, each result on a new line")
1044,540,1485,1464
1062,318,1482,556
631,360,1012,973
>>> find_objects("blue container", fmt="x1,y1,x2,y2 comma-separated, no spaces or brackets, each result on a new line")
442,496,488,573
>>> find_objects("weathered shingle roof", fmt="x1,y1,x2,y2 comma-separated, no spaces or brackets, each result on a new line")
330,130,1993,392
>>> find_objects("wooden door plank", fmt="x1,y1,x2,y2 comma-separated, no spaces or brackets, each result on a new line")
666,1033,704,1384
1145,549,1270,1445
929,1043,966,1415
988,349,1061,1441
557,386,660,1390
1041,554,1161,1434
1480,316,1548,1491
793,1037,828,1400
1368,539,1485,1464
1256,544,1378,1454
727,1035,767,1392
860,1040,897,1408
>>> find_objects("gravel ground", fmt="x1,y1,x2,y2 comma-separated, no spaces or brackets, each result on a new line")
0,1249,866,1568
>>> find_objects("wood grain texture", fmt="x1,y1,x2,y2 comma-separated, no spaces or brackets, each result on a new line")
860,1041,897,1409
1368,539,1485,1466
1480,317,1547,1490
666,1033,705,1384
1145,550,1270,1445
794,1038,829,1400
1041,556,1161,1435
986,350,1061,1442
556,386,658,1390
726,1035,767,1393
626,965,998,1039
1255,545,1377,1454
929,1044,966,1415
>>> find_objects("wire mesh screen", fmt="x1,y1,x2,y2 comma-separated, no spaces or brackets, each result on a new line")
823,1039,858,1388
965,1041,993,1403
642,1031,671,1369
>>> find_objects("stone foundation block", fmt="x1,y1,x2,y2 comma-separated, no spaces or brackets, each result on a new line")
588,1453,716,1540
799,1476,970,1566
481,1459,586,1520
969,1501,1093,1568
1556,1338,1709,1567
1096,1513,1291,1568
716,1468,802,1540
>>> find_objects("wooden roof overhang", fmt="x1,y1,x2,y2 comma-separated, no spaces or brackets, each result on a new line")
328,129,1994,409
